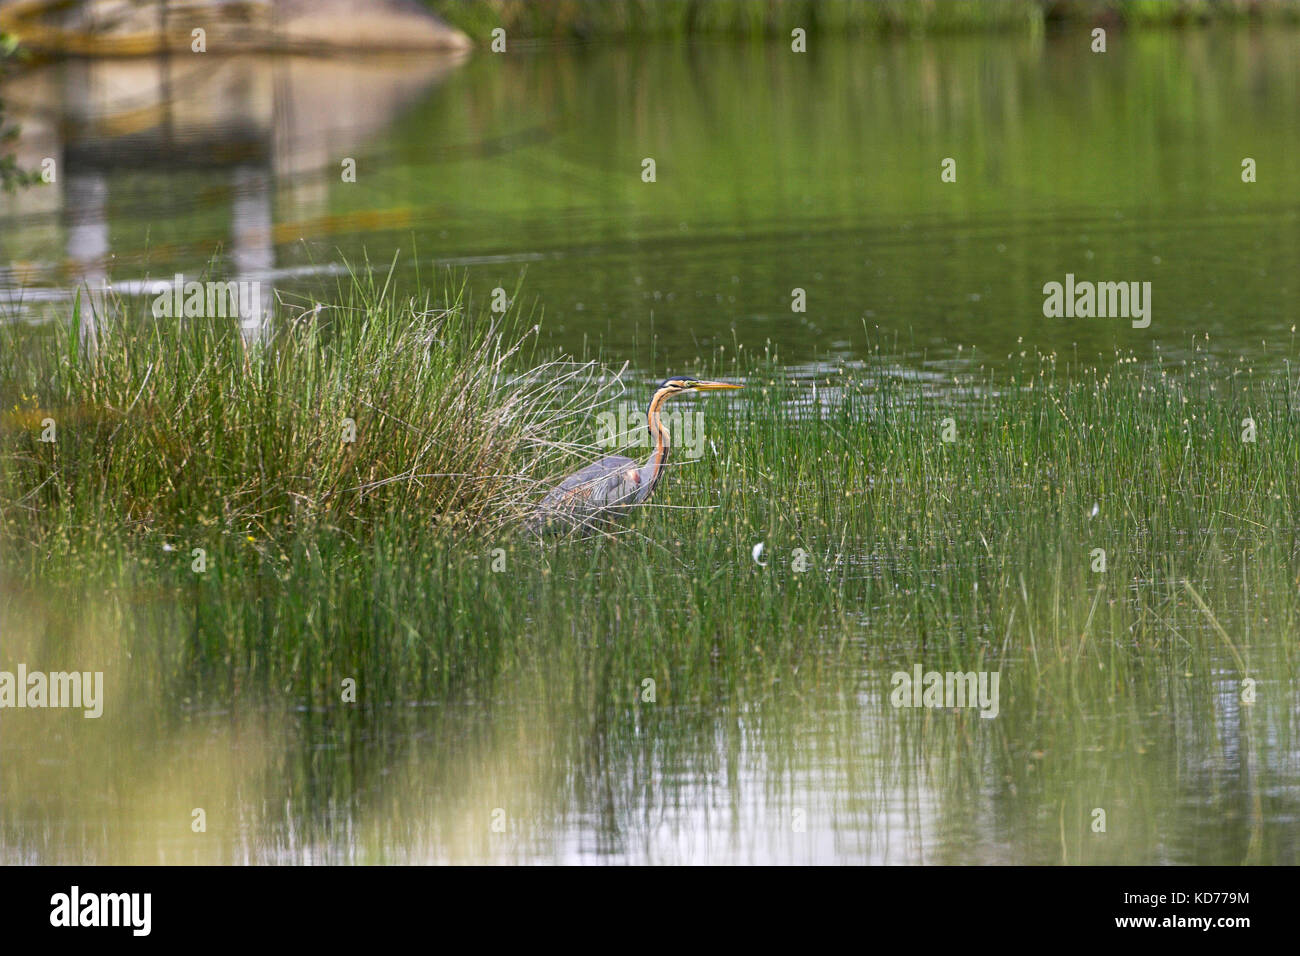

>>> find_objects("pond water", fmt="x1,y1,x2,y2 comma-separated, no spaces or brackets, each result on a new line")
3,30,1298,372
2,28,1299,865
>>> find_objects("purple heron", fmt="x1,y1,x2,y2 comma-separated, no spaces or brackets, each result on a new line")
529,377,743,535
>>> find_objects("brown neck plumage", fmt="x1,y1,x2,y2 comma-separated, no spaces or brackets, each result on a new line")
644,385,675,489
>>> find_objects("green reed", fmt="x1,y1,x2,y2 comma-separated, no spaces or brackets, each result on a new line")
3,279,1297,863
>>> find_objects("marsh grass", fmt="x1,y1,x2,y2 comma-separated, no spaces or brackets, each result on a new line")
0,267,629,552
3,277,1298,862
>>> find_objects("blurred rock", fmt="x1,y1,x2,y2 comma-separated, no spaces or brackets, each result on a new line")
0,0,473,55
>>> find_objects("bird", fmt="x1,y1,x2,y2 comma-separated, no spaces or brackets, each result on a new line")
529,377,743,535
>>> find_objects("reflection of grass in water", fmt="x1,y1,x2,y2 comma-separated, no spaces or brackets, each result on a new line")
0,589,282,865
2,275,1297,862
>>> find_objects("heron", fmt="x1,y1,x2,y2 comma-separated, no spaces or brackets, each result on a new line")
529,377,743,535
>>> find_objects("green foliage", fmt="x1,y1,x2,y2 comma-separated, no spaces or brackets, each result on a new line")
425,0,1300,41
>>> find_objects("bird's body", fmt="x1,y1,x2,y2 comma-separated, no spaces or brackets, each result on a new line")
530,377,741,535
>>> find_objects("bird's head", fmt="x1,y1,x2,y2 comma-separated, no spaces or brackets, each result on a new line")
658,377,744,394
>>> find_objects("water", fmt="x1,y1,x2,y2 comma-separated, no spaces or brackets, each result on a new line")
3,28,1299,864
4,31,1299,369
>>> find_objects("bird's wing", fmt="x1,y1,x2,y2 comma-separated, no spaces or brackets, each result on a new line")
540,455,642,511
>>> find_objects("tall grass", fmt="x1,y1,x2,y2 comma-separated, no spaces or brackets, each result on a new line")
6,293,1297,708
3,279,1298,862
0,268,625,554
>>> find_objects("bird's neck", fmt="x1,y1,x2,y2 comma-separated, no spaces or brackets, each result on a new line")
644,385,674,488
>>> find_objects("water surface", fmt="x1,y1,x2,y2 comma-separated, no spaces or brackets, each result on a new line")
2,29,1299,865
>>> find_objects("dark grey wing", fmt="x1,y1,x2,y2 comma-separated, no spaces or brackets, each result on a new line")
530,455,644,534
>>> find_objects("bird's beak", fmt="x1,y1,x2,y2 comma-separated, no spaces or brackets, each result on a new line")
691,380,743,391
